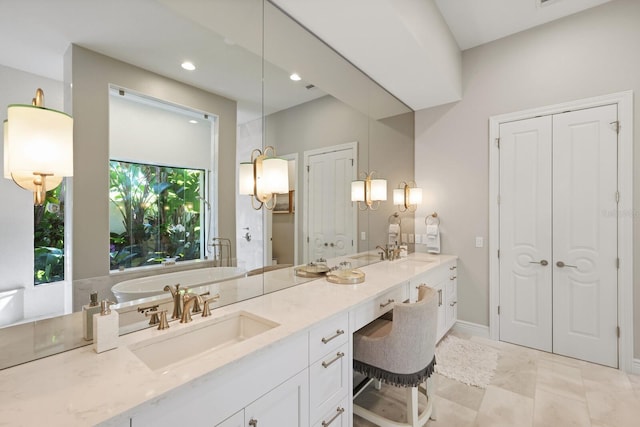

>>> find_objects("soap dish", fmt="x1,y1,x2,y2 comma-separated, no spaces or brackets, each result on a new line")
326,269,365,285
295,262,331,278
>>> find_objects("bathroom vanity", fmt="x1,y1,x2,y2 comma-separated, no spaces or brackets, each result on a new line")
0,253,457,426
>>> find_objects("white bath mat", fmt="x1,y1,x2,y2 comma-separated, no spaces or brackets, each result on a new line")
435,335,498,389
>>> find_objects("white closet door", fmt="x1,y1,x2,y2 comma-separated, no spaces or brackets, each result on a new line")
307,148,355,261
552,105,618,367
499,116,553,352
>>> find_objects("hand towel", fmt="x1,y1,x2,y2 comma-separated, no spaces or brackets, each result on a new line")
426,224,440,254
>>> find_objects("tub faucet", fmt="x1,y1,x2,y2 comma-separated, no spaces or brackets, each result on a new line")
164,283,185,320
181,293,204,323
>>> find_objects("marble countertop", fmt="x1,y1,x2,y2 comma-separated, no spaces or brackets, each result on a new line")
0,253,456,426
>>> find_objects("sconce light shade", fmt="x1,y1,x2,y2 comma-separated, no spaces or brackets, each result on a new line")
351,180,365,202
4,89,73,205
351,172,387,210
262,157,288,194
238,162,254,195
239,146,288,210
394,181,422,212
393,188,404,206
370,179,387,201
7,104,73,178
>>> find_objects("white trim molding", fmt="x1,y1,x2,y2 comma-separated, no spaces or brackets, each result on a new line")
488,90,634,372
453,320,491,339
633,359,640,376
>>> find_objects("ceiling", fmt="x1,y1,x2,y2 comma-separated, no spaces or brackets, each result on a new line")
0,0,615,115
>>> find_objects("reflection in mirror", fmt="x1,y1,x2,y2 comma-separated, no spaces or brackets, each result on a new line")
0,0,413,370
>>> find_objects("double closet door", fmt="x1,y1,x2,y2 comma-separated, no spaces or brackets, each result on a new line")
498,104,619,368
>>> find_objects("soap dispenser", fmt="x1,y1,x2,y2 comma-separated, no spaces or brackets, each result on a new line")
82,291,101,341
93,300,119,353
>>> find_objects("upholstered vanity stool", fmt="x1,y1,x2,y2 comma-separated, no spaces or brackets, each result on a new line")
353,286,438,427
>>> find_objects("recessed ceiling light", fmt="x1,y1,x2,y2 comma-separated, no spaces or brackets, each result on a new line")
289,73,301,81
181,61,196,71
189,119,198,124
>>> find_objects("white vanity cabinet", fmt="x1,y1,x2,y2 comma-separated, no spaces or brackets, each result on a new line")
409,259,458,341
245,369,310,427
308,313,350,426
216,410,244,427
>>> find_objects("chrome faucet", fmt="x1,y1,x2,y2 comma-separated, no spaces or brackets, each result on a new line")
164,283,185,320
181,293,204,323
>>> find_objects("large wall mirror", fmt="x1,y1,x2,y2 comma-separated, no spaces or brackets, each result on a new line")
0,0,413,370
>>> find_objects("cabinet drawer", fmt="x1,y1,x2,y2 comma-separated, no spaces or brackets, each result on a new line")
312,396,349,427
309,313,349,363
310,342,349,423
353,284,407,331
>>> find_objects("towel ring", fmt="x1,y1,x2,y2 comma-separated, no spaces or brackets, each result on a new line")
425,212,440,226
388,212,402,225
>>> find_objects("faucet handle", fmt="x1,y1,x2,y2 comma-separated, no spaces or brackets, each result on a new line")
202,294,221,317
145,309,169,330
192,292,210,314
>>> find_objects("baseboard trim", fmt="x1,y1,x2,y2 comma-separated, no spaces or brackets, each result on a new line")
453,320,490,339
632,358,640,375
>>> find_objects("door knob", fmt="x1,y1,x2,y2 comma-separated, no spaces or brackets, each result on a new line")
330,243,335,247
324,243,328,247
530,260,548,266
556,261,577,268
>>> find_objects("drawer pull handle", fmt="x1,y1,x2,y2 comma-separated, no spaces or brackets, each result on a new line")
322,351,345,368
450,301,457,306
415,283,428,290
321,329,345,344
322,407,345,426
379,299,395,308
249,419,258,426
450,275,457,280
449,265,457,270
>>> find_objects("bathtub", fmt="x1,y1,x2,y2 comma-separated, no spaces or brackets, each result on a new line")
111,267,247,303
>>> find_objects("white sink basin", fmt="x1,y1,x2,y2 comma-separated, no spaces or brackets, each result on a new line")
129,311,279,370
348,253,381,261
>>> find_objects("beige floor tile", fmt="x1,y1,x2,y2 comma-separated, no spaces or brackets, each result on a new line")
580,363,632,394
585,388,640,427
434,373,485,411
474,385,534,427
624,372,640,392
532,388,591,427
491,353,538,398
537,361,586,402
427,396,477,427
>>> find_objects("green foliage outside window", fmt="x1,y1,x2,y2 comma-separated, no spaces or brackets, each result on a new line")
109,160,204,270
34,185,65,285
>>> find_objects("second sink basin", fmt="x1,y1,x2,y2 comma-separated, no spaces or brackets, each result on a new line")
130,311,279,370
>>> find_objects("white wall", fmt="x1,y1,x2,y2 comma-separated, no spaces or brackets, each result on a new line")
0,64,67,322
414,0,640,356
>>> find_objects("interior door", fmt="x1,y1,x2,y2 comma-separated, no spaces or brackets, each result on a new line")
307,147,356,262
499,116,553,352
498,105,619,367
552,105,618,367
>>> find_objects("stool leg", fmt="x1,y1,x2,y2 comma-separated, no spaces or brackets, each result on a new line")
427,375,437,421
374,379,382,390
406,386,419,427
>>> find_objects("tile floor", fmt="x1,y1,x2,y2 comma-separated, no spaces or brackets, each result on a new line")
353,333,640,427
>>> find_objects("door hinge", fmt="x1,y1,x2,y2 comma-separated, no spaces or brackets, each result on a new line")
610,121,620,134
497,305,501,315
495,138,500,149
351,158,354,166
497,249,500,259
616,257,620,269
307,236,309,243
617,326,620,338
615,191,620,203
306,165,310,172
352,239,354,246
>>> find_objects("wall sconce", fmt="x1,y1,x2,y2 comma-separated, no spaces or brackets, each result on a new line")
239,145,288,210
4,88,73,206
351,171,387,210
393,181,422,212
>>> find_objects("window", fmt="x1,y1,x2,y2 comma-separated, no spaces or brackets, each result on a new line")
109,160,205,270
34,184,66,285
